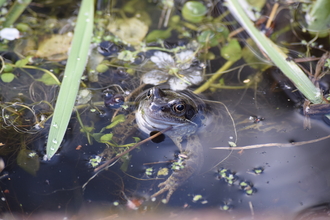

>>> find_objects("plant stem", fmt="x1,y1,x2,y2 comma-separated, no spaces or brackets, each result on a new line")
194,60,235,94
2,0,32,27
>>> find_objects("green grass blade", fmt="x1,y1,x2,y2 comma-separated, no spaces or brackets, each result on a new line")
2,0,32,27
46,0,94,159
226,0,324,104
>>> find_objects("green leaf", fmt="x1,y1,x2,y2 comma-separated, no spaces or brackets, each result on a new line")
1,73,15,83
197,30,218,47
92,133,104,143
182,1,207,23
221,39,242,62
305,0,330,37
120,154,131,172
241,38,271,70
17,149,39,176
37,73,60,85
146,29,172,42
100,133,113,143
46,0,94,159
226,0,324,104
15,56,32,68
3,64,14,73
105,114,126,129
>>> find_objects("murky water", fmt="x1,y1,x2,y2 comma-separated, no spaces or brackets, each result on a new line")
1,0,330,219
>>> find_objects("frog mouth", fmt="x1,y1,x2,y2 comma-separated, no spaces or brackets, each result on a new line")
137,106,197,136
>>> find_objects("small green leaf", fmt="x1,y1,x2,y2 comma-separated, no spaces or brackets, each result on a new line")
117,50,135,62
120,154,131,172
96,64,109,73
3,64,14,73
246,0,266,11
105,114,126,129
1,73,15,83
132,137,141,142
146,29,172,42
192,194,203,202
228,141,237,147
15,56,32,68
80,125,94,133
100,133,113,143
221,39,242,62
198,30,218,47
37,73,60,85
92,133,104,142
182,1,207,23
17,149,40,176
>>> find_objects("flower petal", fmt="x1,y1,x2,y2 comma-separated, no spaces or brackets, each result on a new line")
175,50,195,70
141,69,169,85
181,68,204,85
150,51,175,69
168,77,189,90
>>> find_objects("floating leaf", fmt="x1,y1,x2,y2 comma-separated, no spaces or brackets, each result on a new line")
182,1,207,23
96,63,109,73
221,39,242,62
17,149,39,176
146,29,172,42
198,30,218,47
37,73,60,85
35,34,73,61
157,167,169,176
117,50,135,62
246,0,266,12
107,17,149,45
76,89,92,105
3,64,14,73
304,0,330,37
1,73,15,83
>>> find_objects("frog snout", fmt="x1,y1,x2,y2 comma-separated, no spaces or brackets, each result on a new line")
149,102,168,112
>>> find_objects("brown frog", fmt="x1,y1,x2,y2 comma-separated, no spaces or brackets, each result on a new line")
135,86,235,202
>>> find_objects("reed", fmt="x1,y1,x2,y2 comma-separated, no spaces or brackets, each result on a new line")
46,0,94,159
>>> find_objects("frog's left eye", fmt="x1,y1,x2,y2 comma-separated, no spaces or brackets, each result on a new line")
146,89,152,98
173,103,185,113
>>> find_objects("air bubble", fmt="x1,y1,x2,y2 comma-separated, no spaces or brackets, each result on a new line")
52,139,57,144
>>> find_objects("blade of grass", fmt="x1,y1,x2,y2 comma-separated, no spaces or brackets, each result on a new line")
46,0,94,159
2,0,32,28
225,0,324,104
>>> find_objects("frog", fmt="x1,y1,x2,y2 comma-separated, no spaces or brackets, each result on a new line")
135,86,236,202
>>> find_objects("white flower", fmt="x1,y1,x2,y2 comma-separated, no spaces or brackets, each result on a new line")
142,50,204,90
0,28,19,41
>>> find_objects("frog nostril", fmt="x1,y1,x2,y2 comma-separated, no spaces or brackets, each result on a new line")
160,106,166,111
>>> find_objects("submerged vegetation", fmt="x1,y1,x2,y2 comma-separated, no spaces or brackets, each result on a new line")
0,0,330,216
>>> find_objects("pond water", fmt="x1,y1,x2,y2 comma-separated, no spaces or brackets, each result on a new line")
1,0,330,219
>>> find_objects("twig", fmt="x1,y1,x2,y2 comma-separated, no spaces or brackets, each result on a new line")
212,134,330,150
94,126,172,172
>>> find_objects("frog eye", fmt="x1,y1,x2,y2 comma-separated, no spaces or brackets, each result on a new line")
173,103,185,113
146,89,152,98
